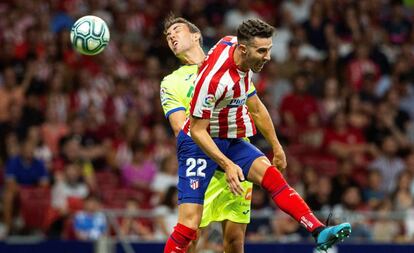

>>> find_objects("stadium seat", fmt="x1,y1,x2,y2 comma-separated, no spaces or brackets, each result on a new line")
19,187,51,231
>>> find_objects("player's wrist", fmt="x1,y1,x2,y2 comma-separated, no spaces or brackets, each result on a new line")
272,144,284,154
221,159,235,172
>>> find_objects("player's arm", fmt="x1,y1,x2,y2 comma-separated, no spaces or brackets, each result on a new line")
160,81,187,137
168,111,186,137
190,116,245,195
247,94,287,171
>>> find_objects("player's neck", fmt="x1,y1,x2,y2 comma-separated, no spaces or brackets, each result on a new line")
233,47,249,72
179,47,205,66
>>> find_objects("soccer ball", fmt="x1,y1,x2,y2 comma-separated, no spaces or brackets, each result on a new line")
70,15,110,55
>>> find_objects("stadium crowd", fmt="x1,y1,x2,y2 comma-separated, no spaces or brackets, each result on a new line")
0,0,413,246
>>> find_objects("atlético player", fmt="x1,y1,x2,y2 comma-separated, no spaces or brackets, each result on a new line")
160,15,255,253
164,18,352,253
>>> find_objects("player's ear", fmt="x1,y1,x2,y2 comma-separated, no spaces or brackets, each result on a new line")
192,32,201,44
238,43,248,55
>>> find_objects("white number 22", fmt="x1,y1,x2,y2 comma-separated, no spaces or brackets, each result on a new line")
186,158,207,177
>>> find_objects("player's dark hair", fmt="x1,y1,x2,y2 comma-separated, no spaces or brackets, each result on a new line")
163,13,203,47
237,19,275,44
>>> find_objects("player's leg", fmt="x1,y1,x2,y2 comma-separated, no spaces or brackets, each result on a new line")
186,229,202,253
164,131,228,253
227,140,351,250
163,203,202,253
222,220,247,253
199,169,252,253
247,157,351,250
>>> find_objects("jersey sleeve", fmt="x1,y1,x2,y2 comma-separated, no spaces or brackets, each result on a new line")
247,82,257,98
160,78,186,119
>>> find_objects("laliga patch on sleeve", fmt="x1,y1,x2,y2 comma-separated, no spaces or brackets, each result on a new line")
202,94,215,109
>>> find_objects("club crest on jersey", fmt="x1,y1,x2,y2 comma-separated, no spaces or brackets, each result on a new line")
190,179,199,190
203,94,215,108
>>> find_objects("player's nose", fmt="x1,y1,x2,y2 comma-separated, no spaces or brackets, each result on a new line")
264,51,271,61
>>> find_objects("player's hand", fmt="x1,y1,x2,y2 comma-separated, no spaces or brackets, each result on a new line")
224,162,245,196
273,148,287,172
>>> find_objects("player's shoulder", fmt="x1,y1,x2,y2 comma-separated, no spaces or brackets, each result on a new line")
161,65,196,86
203,36,237,63
160,66,184,88
220,35,237,44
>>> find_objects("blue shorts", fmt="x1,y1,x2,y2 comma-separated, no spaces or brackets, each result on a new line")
176,130,264,205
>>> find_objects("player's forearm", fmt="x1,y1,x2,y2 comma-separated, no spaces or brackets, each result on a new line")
190,120,232,170
250,100,283,153
191,128,232,169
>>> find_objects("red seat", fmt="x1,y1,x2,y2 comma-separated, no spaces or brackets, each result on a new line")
101,187,153,209
19,187,51,230
95,171,120,190
302,155,338,176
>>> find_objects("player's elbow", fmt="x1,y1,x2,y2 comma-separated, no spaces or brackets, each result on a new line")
189,127,201,141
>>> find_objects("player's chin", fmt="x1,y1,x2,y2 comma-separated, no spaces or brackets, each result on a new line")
251,66,264,73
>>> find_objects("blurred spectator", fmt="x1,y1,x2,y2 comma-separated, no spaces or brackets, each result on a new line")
384,2,412,45
47,163,88,237
224,0,259,32
346,44,380,92
3,139,49,234
369,136,406,193
332,186,372,241
306,176,332,211
363,170,386,210
318,77,343,123
121,142,157,189
280,71,319,134
322,110,371,162
372,199,400,242
73,194,107,240
41,106,69,156
4,139,49,186
282,0,313,25
52,163,89,214
153,186,178,240
366,100,408,147
302,3,328,51
262,61,292,110
53,135,96,190
398,73,414,123
247,186,273,241
0,64,33,123
345,93,371,131
392,171,413,210
119,199,153,240
278,40,302,80
151,153,178,204
330,160,359,206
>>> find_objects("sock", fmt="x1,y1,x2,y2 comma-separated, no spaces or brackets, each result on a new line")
261,166,324,233
164,223,197,253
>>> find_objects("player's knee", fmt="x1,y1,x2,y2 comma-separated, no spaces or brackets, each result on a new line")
223,232,245,252
178,204,203,230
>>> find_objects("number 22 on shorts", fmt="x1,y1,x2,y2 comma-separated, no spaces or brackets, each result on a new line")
186,158,207,177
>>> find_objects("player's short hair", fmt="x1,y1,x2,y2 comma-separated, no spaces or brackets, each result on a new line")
163,13,203,47
237,19,275,44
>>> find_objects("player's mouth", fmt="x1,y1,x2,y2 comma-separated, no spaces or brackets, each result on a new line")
173,41,179,49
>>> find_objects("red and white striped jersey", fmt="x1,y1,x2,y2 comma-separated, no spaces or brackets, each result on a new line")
183,36,257,138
